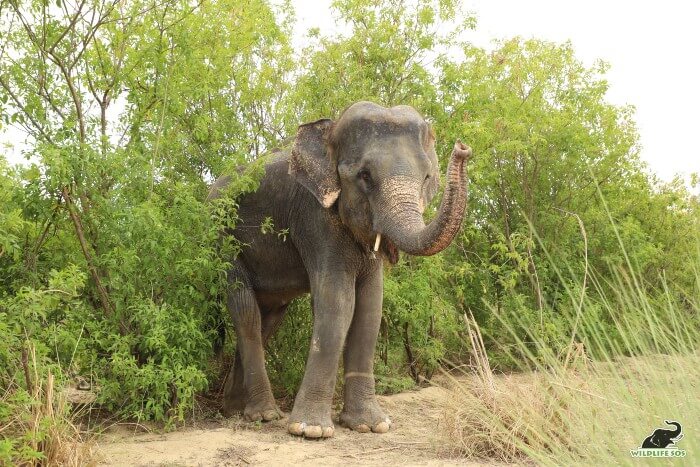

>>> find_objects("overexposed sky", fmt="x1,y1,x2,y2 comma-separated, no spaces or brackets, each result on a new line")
294,0,700,186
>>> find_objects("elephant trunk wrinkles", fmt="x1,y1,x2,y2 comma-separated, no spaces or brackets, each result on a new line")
376,142,471,256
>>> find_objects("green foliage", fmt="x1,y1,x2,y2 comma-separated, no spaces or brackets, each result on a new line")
266,297,313,400
383,254,461,386
433,38,699,365
0,263,89,464
0,0,292,435
292,0,474,119
0,3,698,464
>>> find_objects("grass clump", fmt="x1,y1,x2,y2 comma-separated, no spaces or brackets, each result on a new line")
0,344,95,466
441,252,700,464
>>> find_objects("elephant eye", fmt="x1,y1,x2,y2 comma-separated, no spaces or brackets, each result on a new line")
358,170,371,182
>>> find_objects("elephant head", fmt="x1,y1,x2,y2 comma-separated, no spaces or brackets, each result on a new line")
289,101,471,263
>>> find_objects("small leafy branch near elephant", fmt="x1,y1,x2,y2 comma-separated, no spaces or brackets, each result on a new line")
259,217,290,241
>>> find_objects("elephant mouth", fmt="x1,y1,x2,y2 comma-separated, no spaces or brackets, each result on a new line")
381,238,399,264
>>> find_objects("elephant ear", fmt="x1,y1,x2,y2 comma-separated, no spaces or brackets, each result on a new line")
289,119,340,208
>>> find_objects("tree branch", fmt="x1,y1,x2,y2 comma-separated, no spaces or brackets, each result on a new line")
61,186,125,334
0,75,55,144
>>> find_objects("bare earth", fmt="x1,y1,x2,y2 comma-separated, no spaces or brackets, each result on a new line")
97,385,484,466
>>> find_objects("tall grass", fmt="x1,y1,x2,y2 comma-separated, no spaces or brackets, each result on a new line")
0,344,95,466
442,236,699,464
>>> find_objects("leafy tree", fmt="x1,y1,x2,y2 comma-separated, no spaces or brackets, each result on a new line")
0,0,295,422
436,39,699,363
290,0,474,120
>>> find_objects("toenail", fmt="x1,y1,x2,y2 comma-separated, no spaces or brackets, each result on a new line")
288,422,306,435
355,424,371,433
372,421,390,433
304,425,323,438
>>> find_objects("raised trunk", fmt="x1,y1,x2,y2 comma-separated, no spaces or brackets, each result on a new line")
377,141,471,256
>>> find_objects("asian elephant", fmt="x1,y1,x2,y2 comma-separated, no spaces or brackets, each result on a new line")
641,420,683,448
208,101,472,438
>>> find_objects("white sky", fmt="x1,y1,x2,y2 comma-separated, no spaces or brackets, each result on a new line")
294,0,700,187
2,0,698,189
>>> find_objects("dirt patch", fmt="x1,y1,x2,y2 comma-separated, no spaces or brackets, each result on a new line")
96,385,489,466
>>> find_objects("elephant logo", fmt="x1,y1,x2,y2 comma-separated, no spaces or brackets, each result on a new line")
642,420,683,449
630,420,687,458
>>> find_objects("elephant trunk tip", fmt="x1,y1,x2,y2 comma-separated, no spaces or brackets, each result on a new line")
453,140,472,161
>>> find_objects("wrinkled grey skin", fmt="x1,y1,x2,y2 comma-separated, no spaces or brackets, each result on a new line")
208,101,472,438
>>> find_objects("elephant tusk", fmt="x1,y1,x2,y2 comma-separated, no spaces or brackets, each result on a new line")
370,234,381,260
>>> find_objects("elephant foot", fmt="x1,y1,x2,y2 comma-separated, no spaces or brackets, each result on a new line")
243,399,284,422
287,406,334,438
339,401,392,434
288,421,335,438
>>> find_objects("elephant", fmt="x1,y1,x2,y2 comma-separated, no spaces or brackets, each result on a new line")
208,101,472,438
641,420,683,448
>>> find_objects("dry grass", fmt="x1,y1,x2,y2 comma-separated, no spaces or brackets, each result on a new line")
442,371,553,462
438,226,700,464
0,344,97,466
440,316,572,462
440,316,700,465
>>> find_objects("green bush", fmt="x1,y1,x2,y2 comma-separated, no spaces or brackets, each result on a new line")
383,255,462,385
266,297,313,400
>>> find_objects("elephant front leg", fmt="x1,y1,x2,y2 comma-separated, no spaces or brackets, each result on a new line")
339,266,392,433
288,275,355,438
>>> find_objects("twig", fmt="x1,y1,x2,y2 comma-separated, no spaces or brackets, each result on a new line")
403,322,419,383
62,187,122,333
21,346,33,393
554,207,589,369
345,446,401,458
35,288,76,296
0,74,55,144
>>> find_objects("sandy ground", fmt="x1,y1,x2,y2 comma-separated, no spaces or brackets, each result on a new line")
96,385,484,466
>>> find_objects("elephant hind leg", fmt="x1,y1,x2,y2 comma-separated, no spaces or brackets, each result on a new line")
222,349,246,416
223,267,282,422
222,303,288,417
